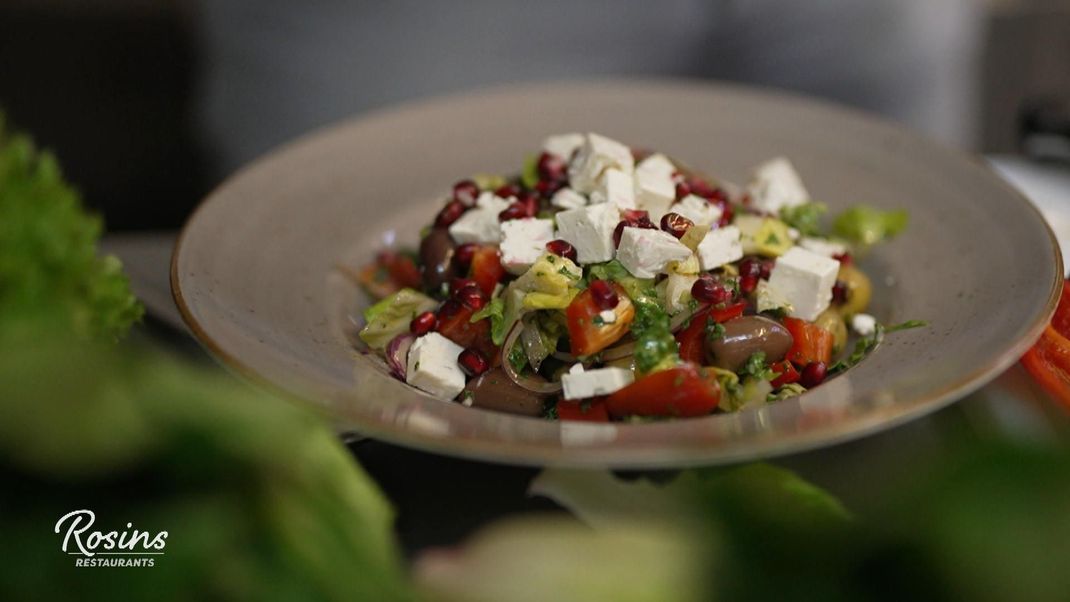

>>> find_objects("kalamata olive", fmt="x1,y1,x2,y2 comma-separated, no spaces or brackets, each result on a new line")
460,368,551,417
419,228,456,292
706,315,794,372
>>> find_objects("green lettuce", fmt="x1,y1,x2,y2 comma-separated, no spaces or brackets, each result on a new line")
359,288,437,349
779,202,827,237
832,205,908,246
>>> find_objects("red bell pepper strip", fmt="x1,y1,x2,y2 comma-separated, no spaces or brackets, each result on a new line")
605,364,721,418
469,246,505,298
556,398,610,422
783,317,833,366
566,283,635,356
770,360,800,388
436,303,499,365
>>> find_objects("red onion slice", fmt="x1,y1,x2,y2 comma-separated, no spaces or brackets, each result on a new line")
385,333,415,380
502,322,563,394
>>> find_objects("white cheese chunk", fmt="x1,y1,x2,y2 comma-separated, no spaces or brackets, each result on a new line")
636,153,676,178
673,194,723,227
755,280,793,314
590,167,636,209
406,332,467,400
568,133,635,195
554,202,621,264
500,218,555,275
634,167,676,222
598,309,618,324
447,193,510,244
696,225,743,270
542,133,585,159
616,227,692,279
569,363,585,375
851,313,877,337
551,187,588,210
746,157,810,214
799,237,848,258
561,366,634,400
766,246,839,321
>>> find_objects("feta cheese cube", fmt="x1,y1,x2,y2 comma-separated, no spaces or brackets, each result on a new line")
634,167,676,222
616,227,692,278
636,153,676,178
590,168,636,209
755,280,792,314
766,247,839,321
746,157,810,214
568,133,635,195
673,194,723,227
551,187,588,210
598,309,617,324
798,237,848,258
543,133,585,159
851,313,877,337
696,225,743,270
561,366,634,400
447,193,511,244
500,218,555,275
554,202,620,264
406,332,467,400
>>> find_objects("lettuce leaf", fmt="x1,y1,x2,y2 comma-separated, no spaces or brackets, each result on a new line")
359,288,437,349
832,205,908,246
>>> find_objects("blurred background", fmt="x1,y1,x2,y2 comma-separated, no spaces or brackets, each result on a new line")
1,0,1067,231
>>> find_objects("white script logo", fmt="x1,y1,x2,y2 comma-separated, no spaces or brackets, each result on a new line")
55,510,167,567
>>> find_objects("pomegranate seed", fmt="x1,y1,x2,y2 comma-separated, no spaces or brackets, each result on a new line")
832,280,849,304
738,257,763,279
800,361,828,388
458,348,490,377
674,181,691,200
759,259,774,280
614,209,657,247
833,252,852,265
453,179,480,206
438,299,463,320
691,275,730,304
688,178,717,199
536,152,568,182
518,192,539,217
499,202,528,221
435,200,467,227
456,285,486,310
739,274,759,295
410,311,437,336
717,203,734,228
453,243,478,270
545,239,578,262
449,277,478,297
613,221,627,248
535,177,564,198
589,280,619,310
495,183,521,199
709,188,728,203
660,212,694,239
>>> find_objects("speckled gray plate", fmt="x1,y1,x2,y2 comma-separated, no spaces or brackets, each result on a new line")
172,80,1061,467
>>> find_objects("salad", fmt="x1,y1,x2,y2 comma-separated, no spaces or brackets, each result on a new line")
356,132,911,420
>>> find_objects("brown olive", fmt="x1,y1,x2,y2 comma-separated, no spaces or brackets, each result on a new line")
706,315,793,372
419,228,456,292
461,368,552,417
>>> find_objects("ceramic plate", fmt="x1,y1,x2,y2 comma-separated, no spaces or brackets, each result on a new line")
172,80,1061,467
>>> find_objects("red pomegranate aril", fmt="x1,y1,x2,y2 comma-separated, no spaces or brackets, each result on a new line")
717,203,734,228
536,152,568,182
435,200,467,228
458,348,490,377
499,202,528,221
589,279,619,310
449,277,478,297
759,259,774,280
660,212,694,239
535,177,564,198
453,243,479,270
613,221,627,248
739,274,759,295
833,252,853,265
688,178,717,199
691,276,730,304
832,280,849,304
495,183,521,199
709,188,728,203
456,285,486,311
674,180,691,200
410,311,437,336
738,257,763,279
452,179,480,206
800,361,828,388
545,239,578,262
518,193,539,217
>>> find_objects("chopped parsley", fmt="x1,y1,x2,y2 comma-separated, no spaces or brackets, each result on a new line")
631,297,679,374
508,340,528,374
705,318,725,343
739,352,776,381
886,319,928,333
779,202,828,237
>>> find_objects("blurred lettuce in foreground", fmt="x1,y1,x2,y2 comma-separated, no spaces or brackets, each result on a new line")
0,115,142,341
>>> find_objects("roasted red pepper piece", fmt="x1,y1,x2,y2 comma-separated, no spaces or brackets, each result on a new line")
468,246,506,298
675,301,746,365
605,364,721,418
436,303,499,366
556,398,610,422
783,317,834,367
566,283,635,356
770,360,801,388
